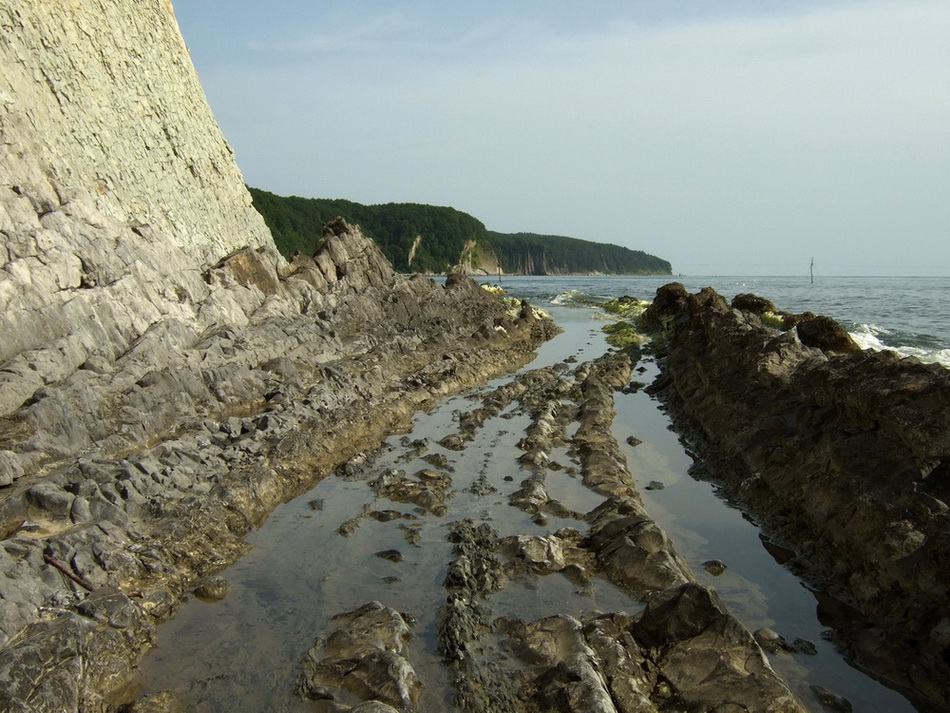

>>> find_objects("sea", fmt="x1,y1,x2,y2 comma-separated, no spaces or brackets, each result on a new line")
477,274,950,367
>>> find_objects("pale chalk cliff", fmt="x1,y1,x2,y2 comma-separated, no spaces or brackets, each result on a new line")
1,0,272,264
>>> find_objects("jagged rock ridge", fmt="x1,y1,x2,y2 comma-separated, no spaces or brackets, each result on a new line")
645,283,950,710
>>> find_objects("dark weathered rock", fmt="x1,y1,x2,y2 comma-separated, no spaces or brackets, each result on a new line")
118,690,188,713
193,576,231,602
0,598,153,713
587,498,693,593
369,468,451,516
795,314,860,353
505,591,804,713
810,684,854,713
499,529,593,578
732,292,778,314
646,282,950,707
299,601,421,711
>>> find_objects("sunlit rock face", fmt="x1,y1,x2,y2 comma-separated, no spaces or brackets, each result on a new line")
0,0,272,265
0,0,279,437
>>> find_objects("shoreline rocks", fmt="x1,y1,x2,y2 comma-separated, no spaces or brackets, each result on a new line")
644,282,950,709
299,601,421,711
427,350,806,712
0,221,556,710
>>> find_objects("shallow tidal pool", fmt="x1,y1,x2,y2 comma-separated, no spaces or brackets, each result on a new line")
128,306,921,713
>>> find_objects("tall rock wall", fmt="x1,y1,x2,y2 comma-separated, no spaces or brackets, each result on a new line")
0,0,271,264
0,0,281,433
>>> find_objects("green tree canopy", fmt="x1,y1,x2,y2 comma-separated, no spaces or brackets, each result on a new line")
249,186,671,275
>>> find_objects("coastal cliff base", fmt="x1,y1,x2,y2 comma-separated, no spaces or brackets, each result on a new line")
130,348,807,713
0,212,559,712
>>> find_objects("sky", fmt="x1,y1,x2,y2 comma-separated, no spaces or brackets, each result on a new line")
171,0,950,276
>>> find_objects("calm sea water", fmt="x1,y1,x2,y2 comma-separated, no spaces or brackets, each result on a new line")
477,275,950,367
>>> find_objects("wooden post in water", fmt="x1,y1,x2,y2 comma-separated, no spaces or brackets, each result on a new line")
810,257,814,284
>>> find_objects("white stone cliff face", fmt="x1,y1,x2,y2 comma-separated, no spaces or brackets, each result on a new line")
0,0,280,432
0,0,544,492
0,0,271,264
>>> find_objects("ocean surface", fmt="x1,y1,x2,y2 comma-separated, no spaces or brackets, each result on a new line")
478,274,950,367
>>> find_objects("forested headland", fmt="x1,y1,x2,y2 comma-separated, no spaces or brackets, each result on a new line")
249,187,672,275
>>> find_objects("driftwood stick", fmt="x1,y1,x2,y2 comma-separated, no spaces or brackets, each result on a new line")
43,553,96,592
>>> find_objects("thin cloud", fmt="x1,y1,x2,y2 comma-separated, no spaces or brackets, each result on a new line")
248,12,420,54
187,0,950,275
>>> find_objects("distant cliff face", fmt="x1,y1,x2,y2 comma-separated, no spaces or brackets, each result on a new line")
0,0,271,265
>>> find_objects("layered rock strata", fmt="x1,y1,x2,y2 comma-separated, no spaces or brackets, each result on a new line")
270,349,805,712
430,352,804,712
644,282,950,709
0,1,557,710
0,218,555,711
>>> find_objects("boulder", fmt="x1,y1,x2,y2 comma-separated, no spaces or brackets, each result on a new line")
795,314,860,353
299,601,421,711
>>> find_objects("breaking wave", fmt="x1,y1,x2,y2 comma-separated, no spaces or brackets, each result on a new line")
849,323,950,368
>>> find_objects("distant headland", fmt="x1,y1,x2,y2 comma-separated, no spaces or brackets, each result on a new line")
249,186,673,276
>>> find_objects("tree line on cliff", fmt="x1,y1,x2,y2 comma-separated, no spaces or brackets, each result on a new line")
249,187,672,275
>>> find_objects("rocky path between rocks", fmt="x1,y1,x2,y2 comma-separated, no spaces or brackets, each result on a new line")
126,328,808,713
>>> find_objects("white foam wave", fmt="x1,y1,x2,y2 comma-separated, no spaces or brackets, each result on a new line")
849,324,950,369
550,290,600,307
848,323,888,351
892,346,950,368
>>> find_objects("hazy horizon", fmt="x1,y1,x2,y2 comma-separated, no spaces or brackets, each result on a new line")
173,1,950,277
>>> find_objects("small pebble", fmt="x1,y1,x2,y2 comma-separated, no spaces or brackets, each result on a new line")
194,576,231,602
810,685,853,713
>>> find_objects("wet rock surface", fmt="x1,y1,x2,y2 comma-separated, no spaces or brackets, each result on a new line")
369,349,802,712
499,584,803,713
646,282,950,709
116,341,806,712
299,601,421,711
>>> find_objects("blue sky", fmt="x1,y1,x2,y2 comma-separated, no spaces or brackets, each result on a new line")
172,1,950,276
